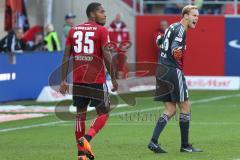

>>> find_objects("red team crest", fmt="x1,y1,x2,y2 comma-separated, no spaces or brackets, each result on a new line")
66,22,109,84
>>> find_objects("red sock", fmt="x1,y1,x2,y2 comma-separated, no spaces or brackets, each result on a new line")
75,113,86,151
86,114,108,139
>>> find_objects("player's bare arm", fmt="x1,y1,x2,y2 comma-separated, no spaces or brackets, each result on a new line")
102,47,118,92
59,45,71,94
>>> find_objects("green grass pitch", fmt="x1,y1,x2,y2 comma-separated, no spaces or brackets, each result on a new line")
0,90,240,160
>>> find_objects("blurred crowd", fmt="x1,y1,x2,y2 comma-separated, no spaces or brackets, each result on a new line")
0,13,130,57
1,1,239,53
0,13,77,54
0,24,61,53
144,0,240,14
0,12,130,79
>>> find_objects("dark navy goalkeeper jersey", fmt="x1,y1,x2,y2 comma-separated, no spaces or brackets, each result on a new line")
158,22,186,70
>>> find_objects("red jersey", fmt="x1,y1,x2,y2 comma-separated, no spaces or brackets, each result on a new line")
66,22,109,84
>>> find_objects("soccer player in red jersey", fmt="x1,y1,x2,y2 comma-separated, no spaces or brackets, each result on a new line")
59,2,118,160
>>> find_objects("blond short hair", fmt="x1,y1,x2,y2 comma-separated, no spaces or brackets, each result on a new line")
182,5,198,17
45,24,54,32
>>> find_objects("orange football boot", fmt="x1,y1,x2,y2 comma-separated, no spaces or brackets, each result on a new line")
78,137,95,160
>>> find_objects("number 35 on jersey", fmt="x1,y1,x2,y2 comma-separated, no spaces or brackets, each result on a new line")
73,31,95,54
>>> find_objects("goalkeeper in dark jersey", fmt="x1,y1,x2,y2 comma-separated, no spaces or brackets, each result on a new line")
148,5,202,153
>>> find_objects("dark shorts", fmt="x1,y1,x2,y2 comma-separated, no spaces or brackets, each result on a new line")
73,83,110,108
154,65,189,102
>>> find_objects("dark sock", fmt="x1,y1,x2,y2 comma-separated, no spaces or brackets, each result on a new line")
151,113,169,143
84,134,92,142
179,113,190,148
151,138,158,144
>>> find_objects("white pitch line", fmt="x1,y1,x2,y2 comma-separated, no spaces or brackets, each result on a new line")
105,122,240,126
0,94,240,133
0,121,65,133
110,94,240,117
191,94,240,104
55,121,240,127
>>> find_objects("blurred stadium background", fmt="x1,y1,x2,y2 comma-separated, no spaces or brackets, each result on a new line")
0,0,240,160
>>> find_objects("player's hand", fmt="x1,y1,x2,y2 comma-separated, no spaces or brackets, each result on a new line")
173,47,183,60
156,34,163,48
111,79,118,92
59,81,69,95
